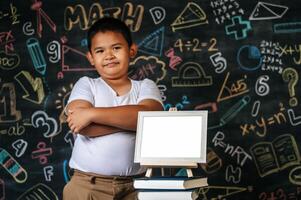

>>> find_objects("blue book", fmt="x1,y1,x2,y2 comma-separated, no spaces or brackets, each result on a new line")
134,176,208,190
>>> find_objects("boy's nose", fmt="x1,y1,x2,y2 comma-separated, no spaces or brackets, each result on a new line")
105,50,115,60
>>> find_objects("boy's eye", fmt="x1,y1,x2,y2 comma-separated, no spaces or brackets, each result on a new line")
113,46,122,51
95,49,104,53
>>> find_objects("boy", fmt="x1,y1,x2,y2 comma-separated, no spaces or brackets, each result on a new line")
63,17,163,200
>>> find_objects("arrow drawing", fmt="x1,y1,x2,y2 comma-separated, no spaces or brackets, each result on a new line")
14,70,45,104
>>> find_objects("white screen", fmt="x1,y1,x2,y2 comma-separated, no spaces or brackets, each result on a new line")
140,116,203,158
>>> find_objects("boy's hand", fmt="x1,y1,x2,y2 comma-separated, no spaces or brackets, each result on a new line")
67,107,92,133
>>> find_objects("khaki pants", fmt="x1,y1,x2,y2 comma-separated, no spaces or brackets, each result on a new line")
63,170,138,200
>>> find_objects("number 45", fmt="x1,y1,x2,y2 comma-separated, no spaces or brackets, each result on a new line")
210,52,227,73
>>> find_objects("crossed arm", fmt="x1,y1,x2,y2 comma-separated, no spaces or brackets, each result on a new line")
66,99,163,137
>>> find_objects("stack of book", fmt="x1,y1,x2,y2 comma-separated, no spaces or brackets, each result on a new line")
134,176,208,200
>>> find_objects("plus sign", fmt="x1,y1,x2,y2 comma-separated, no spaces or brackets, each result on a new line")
287,46,295,54
225,16,251,40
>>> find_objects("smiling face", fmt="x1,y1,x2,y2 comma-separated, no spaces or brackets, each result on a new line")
86,31,137,81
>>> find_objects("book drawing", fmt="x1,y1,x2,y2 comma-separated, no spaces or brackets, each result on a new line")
250,134,300,177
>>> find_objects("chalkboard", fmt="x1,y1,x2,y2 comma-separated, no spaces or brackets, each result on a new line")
1,0,301,199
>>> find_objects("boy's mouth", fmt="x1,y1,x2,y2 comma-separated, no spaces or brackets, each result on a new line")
103,61,119,67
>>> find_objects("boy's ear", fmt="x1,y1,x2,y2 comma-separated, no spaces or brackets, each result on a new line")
86,51,94,66
129,43,138,58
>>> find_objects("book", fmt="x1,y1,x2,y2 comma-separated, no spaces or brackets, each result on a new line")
134,176,208,190
137,189,199,200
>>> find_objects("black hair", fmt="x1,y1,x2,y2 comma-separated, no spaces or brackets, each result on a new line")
87,17,133,51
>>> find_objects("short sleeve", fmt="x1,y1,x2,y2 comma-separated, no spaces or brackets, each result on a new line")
67,76,95,105
137,79,163,106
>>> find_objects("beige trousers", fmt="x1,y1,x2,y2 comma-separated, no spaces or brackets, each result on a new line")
63,170,138,200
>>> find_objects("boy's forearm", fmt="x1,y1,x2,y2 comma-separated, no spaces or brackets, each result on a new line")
66,99,163,132
89,105,145,131
80,123,125,137
89,101,163,131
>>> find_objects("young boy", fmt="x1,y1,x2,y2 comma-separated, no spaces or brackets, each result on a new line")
63,17,163,200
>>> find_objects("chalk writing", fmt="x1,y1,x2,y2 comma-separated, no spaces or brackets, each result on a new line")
212,131,252,166
64,2,143,32
240,103,286,137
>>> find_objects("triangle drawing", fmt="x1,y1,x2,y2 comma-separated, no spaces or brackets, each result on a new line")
249,2,288,20
171,2,208,32
216,72,249,102
138,27,164,56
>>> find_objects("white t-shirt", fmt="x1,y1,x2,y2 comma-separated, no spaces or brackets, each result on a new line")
67,76,163,176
